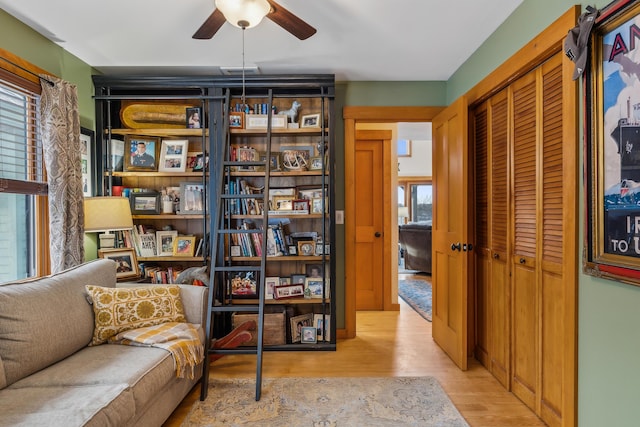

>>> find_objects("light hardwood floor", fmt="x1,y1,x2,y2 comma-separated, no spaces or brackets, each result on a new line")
164,274,544,426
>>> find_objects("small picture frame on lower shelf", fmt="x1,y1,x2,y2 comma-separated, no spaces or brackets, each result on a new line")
274,283,304,299
313,313,331,342
301,326,317,344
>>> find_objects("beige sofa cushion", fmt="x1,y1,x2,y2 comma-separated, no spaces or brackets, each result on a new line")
85,285,186,345
0,259,117,388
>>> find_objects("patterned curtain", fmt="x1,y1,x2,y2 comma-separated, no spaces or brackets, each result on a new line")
39,76,84,273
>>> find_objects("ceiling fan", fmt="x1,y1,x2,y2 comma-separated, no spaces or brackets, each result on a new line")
193,0,316,40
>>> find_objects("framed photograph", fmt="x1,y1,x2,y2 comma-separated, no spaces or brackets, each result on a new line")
179,182,204,214
298,241,316,257
109,138,125,172
229,111,244,128
186,107,201,129
98,248,140,280
298,186,325,200
230,245,241,257
272,195,293,211
290,313,313,343
311,197,327,214
305,264,324,278
158,140,188,173
124,136,159,171
584,0,640,284
279,277,291,286
301,326,317,344
156,230,178,256
309,156,323,171
274,283,304,299
288,245,298,255
258,151,281,172
80,127,94,197
280,145,315,160
186,152,200,170
130,192,161,215
269,187,296,203
313,313,331,341
300,113,320,128
291,274,306,284
173,235,196,257
230,271,258,297
245,114,288,129
192,153,209,172
237,146,258,171
264,276,279,300
293,199,310,212
305,277,326,299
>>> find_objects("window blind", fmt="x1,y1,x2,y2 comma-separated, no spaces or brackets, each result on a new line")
0,75,47,195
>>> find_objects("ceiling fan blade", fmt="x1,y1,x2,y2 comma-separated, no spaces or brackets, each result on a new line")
266,0,317,40
192,9,226,39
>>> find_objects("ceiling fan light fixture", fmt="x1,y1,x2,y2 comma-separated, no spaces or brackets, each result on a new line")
215,0,270,29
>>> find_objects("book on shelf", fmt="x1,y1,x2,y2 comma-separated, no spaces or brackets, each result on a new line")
138,233,157,258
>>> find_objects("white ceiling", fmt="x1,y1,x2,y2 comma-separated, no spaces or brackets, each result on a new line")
1,0,524,81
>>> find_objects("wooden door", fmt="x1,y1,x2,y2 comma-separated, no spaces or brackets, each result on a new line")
432,97,470,370
511,70,539,411
354,130,387,310
473,90,511,388
488,90,511,387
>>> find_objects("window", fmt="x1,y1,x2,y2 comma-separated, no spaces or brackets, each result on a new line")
0,65,48,282
397,139,411,157
398,179,432,223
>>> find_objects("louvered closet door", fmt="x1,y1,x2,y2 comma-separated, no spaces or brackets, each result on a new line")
511,69,539,411
473,102,491,370
471,102,492,369
538,54,567,427
474,89,511,389
488,90,510,388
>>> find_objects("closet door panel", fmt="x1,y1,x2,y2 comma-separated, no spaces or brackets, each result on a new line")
540,55,565,427
489,91,510,387
511,71,538,410
473,104,491,368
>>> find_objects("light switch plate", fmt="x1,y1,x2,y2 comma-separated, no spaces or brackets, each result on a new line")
335,210,344,224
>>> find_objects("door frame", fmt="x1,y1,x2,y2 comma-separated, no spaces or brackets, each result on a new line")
343,107,444,338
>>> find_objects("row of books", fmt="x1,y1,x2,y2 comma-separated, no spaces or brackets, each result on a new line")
230,221,290,257
226,178,264,216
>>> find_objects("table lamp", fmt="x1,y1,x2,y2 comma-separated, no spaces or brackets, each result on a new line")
84,197,134,249
398,206,409,225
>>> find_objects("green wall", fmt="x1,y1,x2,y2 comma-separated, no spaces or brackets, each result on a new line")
5,2,640,423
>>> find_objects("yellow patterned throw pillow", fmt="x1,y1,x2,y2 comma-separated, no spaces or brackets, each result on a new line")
85,285,186,346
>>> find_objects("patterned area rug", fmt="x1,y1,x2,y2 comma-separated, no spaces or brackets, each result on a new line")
399,278,432,322
182,377,468,426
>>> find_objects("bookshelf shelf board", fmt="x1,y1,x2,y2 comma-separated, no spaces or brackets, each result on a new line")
108,128,209,137
137,256,204,262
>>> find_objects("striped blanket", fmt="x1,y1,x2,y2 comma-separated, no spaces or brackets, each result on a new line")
109,322,204,379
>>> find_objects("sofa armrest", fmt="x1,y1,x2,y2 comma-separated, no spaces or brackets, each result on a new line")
178,284,208,326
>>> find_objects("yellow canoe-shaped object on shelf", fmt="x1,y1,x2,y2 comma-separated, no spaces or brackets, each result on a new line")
120,101,199,129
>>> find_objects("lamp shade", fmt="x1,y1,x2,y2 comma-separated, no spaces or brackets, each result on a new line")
215,0,270,29
398,206,409,218
84,197,133,232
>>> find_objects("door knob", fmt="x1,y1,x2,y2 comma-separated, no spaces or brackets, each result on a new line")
520,258,526,264
375,231,381,237
451,242,461,251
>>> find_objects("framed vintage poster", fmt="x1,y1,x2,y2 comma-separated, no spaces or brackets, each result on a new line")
584,0,640,284
80,127,94,197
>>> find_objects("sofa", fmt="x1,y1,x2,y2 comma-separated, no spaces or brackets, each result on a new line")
399,221,432,274
0,259,208,427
